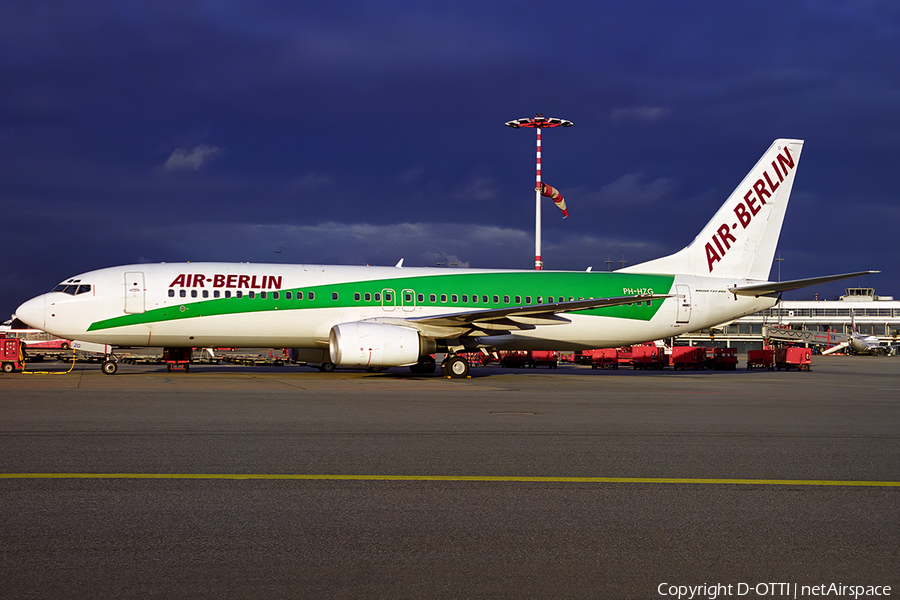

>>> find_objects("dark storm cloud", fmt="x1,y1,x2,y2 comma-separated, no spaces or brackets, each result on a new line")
3,0,900,316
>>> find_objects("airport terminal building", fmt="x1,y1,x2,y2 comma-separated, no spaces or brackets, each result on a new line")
679,288,900,353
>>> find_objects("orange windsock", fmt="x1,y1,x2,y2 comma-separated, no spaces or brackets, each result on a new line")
538,182,568,218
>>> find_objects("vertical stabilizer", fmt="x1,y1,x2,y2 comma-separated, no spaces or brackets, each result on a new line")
620,139,804,280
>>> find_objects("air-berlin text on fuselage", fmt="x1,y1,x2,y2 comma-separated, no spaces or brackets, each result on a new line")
705,146,796,273
168,274,283,289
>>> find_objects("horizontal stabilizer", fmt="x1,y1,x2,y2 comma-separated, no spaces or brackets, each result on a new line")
729,271,879,297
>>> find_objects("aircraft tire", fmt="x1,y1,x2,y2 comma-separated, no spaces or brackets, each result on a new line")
101,360,118,375
319,362,336,373
445,355,469,378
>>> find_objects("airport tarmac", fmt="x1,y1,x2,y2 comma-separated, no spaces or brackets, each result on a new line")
1,356,898,599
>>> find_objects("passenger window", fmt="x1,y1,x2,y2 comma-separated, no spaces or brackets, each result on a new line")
225,291,231,298
483,295,489,303
430,294,436,302
471,295,478,303
525,296,532,304
261,291,267,299
214,291,220,298
537,296,543,304
249,291,255,299
441,294,447,302
297,291,304,300
374,293,381,302
493,295,500,304
332,292,339,300
417,293,424,303
504,295,510,303
451,294,458,303
354,292,361,301
365,292,371,301
272,292,279,300
285,291,292,300
515,295,521,304
202,290,209,298
405,293,413,302
385,292,392,302
236,291,243,298
308,292,314,300
168,289,175,297
462,295,468,303
180,290,186,298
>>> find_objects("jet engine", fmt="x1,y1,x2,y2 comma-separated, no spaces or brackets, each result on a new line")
329,322,434,367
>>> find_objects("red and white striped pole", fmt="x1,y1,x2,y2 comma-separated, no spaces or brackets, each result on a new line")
535,126,542,269
505,114,573,270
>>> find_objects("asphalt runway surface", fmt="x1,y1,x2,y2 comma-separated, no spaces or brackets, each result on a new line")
2,356,898,599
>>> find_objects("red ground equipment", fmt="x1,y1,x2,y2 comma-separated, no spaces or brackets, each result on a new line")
746,349,775,370
162,347,193,372
499,351,529,368
1,336,26,373
590,348,619,370
712,347,738,370
631,344,667,370
528,350,559,369
775,347,812,371
671,346,705,370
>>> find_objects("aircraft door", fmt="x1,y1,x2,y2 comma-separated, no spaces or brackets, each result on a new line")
381,288,395,312
124,271,146,314
401,288,416,312
675,284,691,324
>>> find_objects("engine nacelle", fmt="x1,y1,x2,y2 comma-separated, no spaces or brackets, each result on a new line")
329,322,434,367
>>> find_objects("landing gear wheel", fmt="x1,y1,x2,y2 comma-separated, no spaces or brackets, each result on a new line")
445,355,469,378
319,362,336,373
101,360,118,375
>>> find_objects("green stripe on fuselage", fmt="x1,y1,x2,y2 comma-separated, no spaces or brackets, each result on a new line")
87,271,675,332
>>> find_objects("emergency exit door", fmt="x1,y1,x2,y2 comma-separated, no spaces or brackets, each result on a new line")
124,271,145,314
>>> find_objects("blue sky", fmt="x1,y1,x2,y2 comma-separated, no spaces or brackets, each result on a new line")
3,0,899,316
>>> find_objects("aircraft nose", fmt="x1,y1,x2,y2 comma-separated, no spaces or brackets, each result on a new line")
15,295,46,330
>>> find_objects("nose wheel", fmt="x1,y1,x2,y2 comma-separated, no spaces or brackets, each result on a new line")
101,359,118,375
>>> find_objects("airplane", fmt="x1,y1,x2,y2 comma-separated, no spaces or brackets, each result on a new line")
14,139,877,378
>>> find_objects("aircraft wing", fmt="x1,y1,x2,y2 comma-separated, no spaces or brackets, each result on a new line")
729,271,879,297
404,294,670,334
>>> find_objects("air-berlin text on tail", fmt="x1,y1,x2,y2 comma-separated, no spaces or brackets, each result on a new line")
168,273,283,290
706,146,796,273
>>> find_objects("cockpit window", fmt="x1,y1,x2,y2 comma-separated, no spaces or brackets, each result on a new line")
52,283,92,295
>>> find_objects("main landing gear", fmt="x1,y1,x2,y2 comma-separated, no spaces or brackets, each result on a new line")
441,355,469,379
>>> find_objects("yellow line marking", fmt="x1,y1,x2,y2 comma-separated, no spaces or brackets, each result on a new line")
1,474,899,486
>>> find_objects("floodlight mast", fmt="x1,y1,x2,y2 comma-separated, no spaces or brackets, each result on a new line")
505,114,573,270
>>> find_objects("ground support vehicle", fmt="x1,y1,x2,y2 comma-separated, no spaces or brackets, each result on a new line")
747,349,775,370
162,347,193,372
590,348,619,370
631,344,667,370
1,337,25,373
528,351,559,369
671,346,706,370
499,351,529,368
775,347,812,371
712,347,738,370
